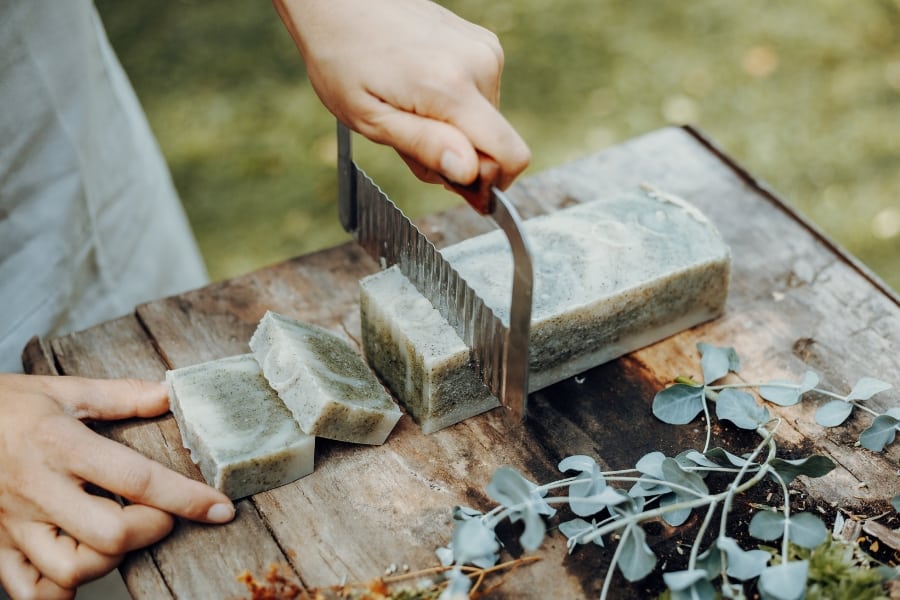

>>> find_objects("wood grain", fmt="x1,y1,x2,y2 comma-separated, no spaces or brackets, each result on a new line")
48,317,295,599
26,126,899,599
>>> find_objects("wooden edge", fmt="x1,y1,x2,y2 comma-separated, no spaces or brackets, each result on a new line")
21,335,59,375
681,124,900,307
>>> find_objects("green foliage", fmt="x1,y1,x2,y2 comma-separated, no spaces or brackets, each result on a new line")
439,341,895,599
96,1,900,287
767,537,893,600
653,343,897,452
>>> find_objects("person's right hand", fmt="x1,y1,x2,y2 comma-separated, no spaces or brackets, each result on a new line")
273,0,531,192
0,374,235,600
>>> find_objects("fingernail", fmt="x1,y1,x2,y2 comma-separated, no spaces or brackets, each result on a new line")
207,502,235,523
440,150,468,183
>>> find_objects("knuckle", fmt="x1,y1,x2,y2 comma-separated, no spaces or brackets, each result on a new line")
93,518,130,555
120,377,152,399
481,29,504,66
117,464,153,501
511,145,532,173
53,556,85,590
32,415,76,457
7,585,40,600
441,63,474,91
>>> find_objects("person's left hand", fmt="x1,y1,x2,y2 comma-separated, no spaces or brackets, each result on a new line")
273,0,531,192
0,374,235,599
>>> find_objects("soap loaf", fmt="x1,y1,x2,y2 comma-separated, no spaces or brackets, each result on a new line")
166,354,315,499
360,186,731,433
249,311,402,445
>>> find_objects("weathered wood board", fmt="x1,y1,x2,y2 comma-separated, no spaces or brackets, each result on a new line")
24,126,899,599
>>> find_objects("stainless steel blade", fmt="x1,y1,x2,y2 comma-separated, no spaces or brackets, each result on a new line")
488,190,533,421
337,120,533,419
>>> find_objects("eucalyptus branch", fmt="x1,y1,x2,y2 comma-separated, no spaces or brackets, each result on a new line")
598,524,632,600
689,500,719,570
439,341,889,600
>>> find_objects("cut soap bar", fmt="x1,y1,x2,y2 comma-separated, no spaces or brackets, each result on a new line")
250,311,402,445
166,354,315,499
360,186,731,433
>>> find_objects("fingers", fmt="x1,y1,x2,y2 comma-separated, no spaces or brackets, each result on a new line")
42,376,169,421
0,528,74,600
59,420,234,525
360,88,530,191
23,488,176,557
3,522,121,591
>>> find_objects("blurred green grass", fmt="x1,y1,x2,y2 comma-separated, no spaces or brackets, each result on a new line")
96,0,899,290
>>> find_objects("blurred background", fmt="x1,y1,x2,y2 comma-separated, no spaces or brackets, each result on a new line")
95,0,899,290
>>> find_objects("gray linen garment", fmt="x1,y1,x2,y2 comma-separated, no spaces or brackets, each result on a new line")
0,0,208,372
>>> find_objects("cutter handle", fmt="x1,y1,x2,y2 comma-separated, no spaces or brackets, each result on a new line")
442,157,501,215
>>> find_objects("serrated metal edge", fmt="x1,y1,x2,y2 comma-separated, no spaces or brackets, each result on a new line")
354,167,507,400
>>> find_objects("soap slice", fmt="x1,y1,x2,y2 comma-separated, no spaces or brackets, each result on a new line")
360,186,731,433
166,354,315,499
249,311,402,445
360,272,500,434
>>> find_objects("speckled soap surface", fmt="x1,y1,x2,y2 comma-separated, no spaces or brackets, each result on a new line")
166,354,315,499
360,186,731,432
250,311,402,445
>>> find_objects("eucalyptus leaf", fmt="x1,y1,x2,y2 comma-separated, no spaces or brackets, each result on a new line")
663,569,716,600
652,384,706,424
435,545,454,567
486,467,555,517
628,478,671,497
438,567,472,600
451,517,499,567
705,447,753,468
858,413,900,452
716,388,770,430
617,524,657,582
674,449,709,473
814,399,853,427
681,450,722,469
721,581,748,600
717,536,770,581
558,518,604,552
663,568,708,591
451,505,483,521
786,512,827,549
485,467,552,551
559,455,608,517
846,376,892,401
520,508,548,551
768,455,835,484
892,494,900,513
696,543,724,580
749,510,785,541
558,454,599,474
610,493,646,519
799,370,819,392
757,560,808,600
635,451,666,477
591,486,632,507
698,342,740,383
660,492,691,526
661,457,709,497
758,380,802,406
630,453,672,494
485,466,532,509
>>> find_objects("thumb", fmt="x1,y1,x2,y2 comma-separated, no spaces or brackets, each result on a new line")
42,376,170,421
